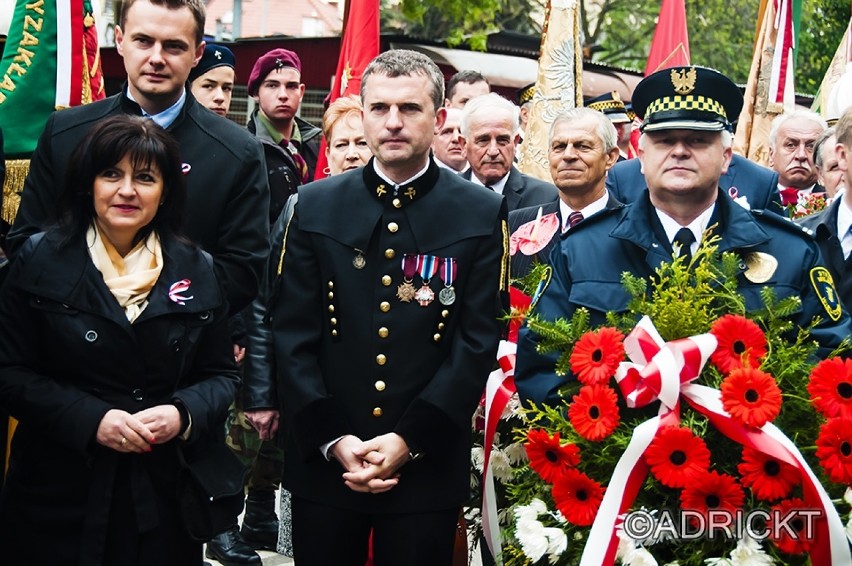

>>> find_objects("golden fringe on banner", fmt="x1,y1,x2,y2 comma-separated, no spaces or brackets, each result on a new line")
517,0,583,182
3,159,29,225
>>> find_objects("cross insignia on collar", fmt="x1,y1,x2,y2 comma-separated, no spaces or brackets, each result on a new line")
376,184,387,197
404,187,416,200
214,50,222,59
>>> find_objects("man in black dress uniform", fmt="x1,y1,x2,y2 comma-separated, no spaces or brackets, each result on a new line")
271,50,508,565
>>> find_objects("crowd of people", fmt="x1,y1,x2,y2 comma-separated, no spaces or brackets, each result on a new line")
0,0,850,564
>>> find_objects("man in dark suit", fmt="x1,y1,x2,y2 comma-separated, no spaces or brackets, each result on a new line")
271,50,507,565
7,0,268,316
799,107,852,312
461,93,557,211
768,110,828,211
509,108,621,278
606,150,781,213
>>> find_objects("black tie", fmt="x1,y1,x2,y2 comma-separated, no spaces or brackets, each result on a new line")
673,228,695,263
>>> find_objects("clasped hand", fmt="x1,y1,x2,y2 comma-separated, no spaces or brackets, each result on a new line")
95,406,182,453
331,433,411,494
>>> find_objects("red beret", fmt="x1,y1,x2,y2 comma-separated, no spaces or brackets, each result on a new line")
247,48,302,96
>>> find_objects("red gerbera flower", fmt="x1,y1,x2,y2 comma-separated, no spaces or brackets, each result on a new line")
807,358,852,419
551,468,605,526
568,384,620,441
524,429,581,483
644,426,711,488
720,368,782,428
768,497,817,555
815,417,852,484
569,327,625,385
680,471,745,526
737,446,800,501
709,315,767,373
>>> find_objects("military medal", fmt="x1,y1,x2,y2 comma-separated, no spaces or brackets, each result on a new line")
396,254,417,303
353,248,366,269
438,257,457,305
414,254,438,307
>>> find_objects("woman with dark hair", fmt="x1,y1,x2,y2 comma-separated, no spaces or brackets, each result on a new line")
0,114,241,565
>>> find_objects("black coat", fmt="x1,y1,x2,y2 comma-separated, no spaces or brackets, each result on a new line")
606,154,782,213
508,193,622,278
6,89,270,315
0,230,240,565
799,198,852,312
516,190,852,406
273,159,508,512
462,166,557,212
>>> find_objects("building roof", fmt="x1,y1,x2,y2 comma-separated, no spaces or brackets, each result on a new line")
204,0,342,39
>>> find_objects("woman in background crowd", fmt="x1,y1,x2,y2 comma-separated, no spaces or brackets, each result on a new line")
0,115,240,565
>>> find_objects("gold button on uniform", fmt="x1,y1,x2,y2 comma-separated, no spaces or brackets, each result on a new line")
392,198,402,208
327,292,334,300
373,407,383,417
328,281,334,289
330,318,337,326
378,327,389,338
384,249,395,259
433,333,442,342
387,222,399,233
376,354,387,365
380,301,390,312
332,329,338,337
375,380,386,391
437,322,445,330
328,305,335,313
382,275,392,286
441,310,449,318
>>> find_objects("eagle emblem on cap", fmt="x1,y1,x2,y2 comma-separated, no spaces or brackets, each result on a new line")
671,67,697,95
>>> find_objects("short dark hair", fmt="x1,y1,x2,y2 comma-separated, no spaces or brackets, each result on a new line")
119,0,206,46
445,70,489,102
56,115,186,247
361,50,445,111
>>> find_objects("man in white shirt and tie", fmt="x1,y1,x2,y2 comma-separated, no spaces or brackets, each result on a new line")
507,108,622,277
768,110,828,213
799,106,852,311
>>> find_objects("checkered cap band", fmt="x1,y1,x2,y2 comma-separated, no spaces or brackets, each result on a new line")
645,95,727,120
518,88,536,104
588,100,627,113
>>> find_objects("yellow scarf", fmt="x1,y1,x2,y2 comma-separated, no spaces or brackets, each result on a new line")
86,224,163,323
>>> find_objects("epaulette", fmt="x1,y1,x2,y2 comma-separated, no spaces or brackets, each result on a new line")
750,208,815,238
559,203,626,240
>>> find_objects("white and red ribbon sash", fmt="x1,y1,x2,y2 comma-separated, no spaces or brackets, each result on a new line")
581,316,851,566
482,339,517,564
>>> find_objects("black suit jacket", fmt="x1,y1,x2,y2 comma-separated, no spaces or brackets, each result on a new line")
606,153,781,213
463,166,557,212
798,199,852,312
508,193,621,278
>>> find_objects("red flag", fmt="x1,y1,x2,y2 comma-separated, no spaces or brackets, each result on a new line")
314,0,380,180
629,0,691,158
644,0,691,74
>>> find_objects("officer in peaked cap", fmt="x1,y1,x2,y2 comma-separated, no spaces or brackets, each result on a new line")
515,82,537,158
606,66,781,211
516,65,851,406
586,90,633,160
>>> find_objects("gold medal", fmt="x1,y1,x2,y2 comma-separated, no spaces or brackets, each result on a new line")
396,280,416,302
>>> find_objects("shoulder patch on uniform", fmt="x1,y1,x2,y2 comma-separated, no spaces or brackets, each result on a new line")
810,266,843,322
529,265,553,313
